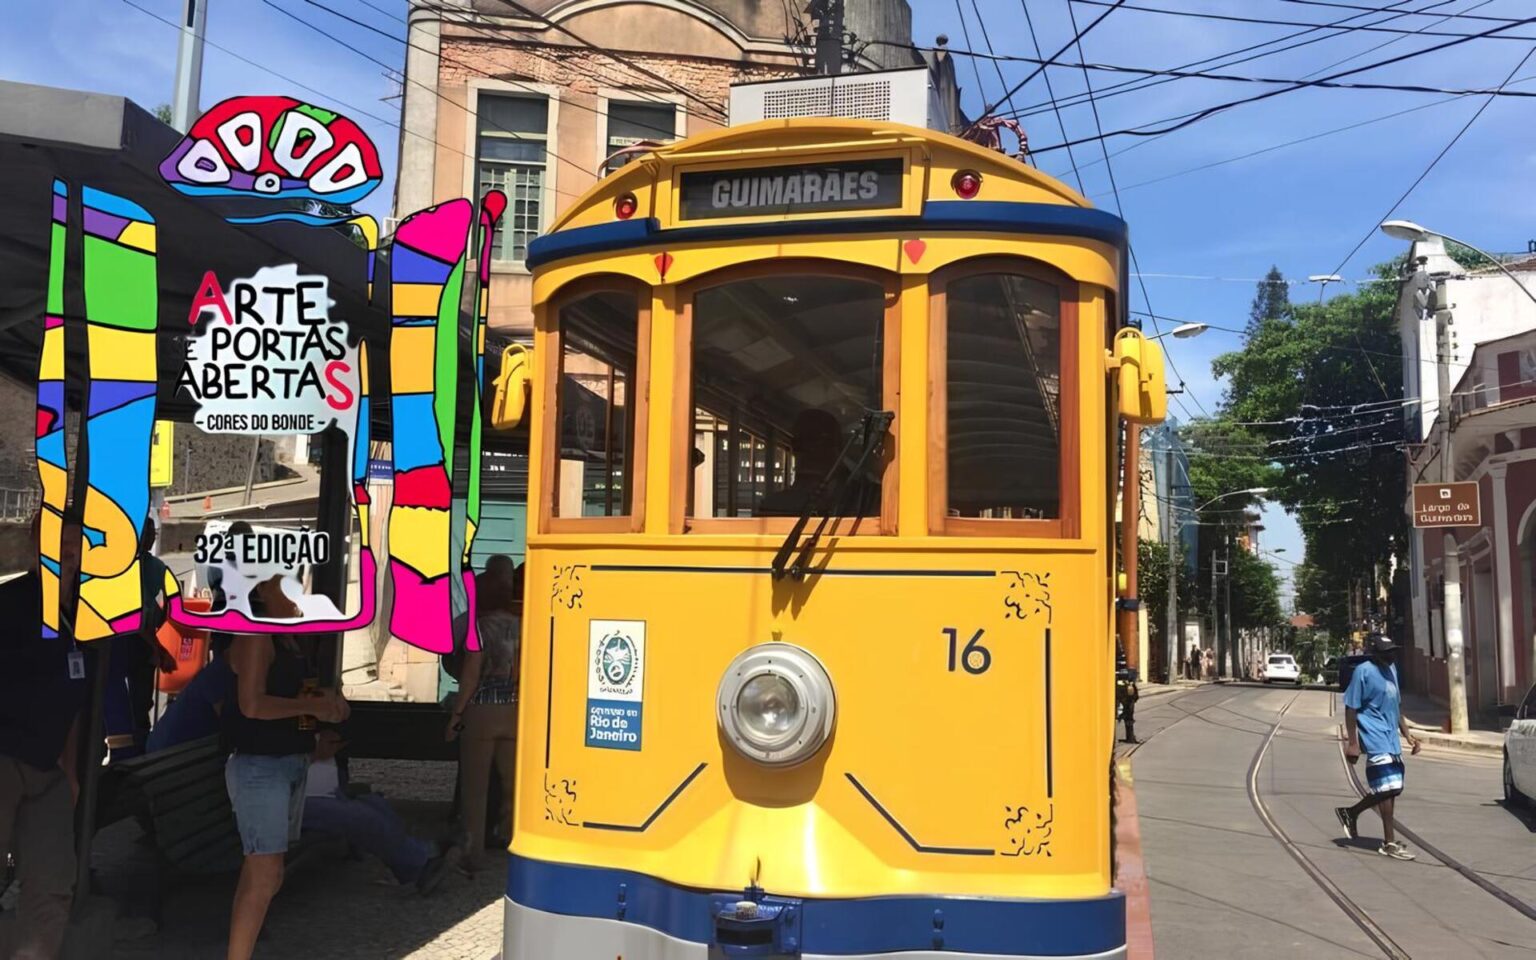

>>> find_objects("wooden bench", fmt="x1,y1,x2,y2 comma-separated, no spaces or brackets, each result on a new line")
96,735,344,921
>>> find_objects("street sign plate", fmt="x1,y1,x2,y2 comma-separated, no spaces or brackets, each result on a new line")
1411,481,1481,528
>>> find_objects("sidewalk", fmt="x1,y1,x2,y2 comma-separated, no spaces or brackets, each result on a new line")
1399,691,1504,755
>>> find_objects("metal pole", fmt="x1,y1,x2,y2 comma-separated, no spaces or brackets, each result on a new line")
1119,425,1142,678
1436,278,1470,733
171,0,208,132
1166,447,1178,685
1211,549,1219,678
1225,540,1234,679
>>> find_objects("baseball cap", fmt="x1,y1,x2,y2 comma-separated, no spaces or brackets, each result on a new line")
1366,632,1399,654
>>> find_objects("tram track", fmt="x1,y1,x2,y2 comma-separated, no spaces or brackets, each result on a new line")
1242,690,1536,960
1247,693,1413,960
1117,685,1239,760
1333,710,1536,925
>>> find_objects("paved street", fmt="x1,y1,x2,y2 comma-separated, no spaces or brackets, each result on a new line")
1128,684,1536,959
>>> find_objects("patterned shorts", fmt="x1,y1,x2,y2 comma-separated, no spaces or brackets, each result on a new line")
1365,754,1404,794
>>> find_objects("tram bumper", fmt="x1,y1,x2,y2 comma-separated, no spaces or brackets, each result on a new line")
504,855,1127,959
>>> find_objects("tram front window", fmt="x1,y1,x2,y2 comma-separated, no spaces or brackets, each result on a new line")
555,288,640,518
945,271,1062,519
689,274,887,520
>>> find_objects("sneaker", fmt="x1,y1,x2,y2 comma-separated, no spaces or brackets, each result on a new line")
1378,841,1416,861
417,844,462,895
1335,807,1358,840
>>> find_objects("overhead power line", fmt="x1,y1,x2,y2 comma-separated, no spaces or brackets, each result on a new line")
485,0,729,120
290,0,692,141
1110,74,1536,196
1328,42,1536,276
120,0,588,205
869,40,1536,100
1026,13,1536,157
1000,0,1444,125
965,0,1126,128
1070,0,1536,42
1018,0,1085,193
1278,0,1523,24
262,0,628,190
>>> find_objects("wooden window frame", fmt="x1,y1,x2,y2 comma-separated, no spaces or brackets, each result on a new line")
542,275,652,534
672,259,901,535
928,256,1081,539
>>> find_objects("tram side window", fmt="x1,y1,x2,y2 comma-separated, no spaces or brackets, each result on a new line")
555,291,639,518
946,272,1061,519
690,275,886,520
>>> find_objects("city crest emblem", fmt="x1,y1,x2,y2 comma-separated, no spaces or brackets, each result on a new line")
586,620,645,750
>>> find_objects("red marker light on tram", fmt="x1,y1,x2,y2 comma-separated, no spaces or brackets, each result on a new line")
614,193,639,220
952,170,982,199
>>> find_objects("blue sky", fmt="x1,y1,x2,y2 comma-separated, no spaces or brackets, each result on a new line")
8,0,1534,604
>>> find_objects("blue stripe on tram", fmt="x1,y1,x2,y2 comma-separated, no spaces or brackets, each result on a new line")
507,854,1126,957
524,202,1128,270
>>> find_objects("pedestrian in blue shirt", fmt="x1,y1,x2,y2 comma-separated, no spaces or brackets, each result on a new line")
1335,633,1421,860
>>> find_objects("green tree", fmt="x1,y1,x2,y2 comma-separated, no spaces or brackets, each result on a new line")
1139,536,1196,676
1213,263,1407,635
153,102,173,125
1246,265,1290,336
1229,548,1282,631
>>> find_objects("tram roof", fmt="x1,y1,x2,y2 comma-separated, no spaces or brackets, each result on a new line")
529,117,1126,272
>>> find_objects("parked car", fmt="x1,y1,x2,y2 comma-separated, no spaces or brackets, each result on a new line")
1335,654,1371,692
1503,681,1536,806
1263,654,1301,684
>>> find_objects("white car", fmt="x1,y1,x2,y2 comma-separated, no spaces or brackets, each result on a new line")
1262,654,1302,684
1503,683,1536,806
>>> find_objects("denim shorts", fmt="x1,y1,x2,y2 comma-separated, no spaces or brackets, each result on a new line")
226,753,309,855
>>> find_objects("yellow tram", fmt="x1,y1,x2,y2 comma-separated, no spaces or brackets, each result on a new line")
498,117,1166,959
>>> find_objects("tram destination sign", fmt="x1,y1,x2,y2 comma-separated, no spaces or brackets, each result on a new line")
678,157,904,220
1411,481,1481,528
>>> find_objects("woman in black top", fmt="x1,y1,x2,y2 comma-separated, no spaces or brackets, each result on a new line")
224,579,349,960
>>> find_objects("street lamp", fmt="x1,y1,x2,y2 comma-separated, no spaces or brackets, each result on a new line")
1380,219,1536,309
1378,218,1536,733
1149,322,1209,340
1308,273,1344,302
1166,486,1269,683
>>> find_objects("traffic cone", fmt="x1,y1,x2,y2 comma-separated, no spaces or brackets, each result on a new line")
203,495,212,512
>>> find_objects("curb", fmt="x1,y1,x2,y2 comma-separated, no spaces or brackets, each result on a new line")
1114,764,1155,960
1411,730,1503,755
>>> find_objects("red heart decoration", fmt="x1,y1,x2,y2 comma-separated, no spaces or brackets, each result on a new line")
903,239,927,264
655,252,674,279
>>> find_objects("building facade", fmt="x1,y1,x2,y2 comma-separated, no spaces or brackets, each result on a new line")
1395,237,1536,710
396,0,949,340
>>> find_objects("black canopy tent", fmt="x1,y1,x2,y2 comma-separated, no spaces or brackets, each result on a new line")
0,79,526,909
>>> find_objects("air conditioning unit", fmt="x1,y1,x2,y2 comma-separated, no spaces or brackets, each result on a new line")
729,67,943,131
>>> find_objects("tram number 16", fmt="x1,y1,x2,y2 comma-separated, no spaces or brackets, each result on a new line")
943,627,992,675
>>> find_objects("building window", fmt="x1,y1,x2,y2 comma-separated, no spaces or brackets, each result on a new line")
605,101,677,169
476,94,548,264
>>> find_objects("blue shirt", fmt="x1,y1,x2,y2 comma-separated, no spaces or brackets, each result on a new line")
1344,660,1401,758
146,656,235,753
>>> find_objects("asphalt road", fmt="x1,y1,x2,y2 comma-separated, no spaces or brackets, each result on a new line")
1126,684,1536,959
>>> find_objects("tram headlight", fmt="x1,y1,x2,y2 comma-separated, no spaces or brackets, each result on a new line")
717,643,835,766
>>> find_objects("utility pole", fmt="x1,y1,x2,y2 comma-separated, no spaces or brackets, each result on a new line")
171,0,208,132
1165,445,1178,684
1211,549,1221,678
1434,274,1470,733
811,0,844,75
1225,541,1235,679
